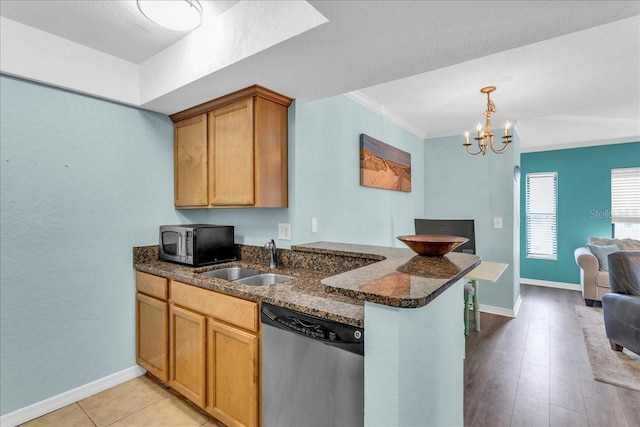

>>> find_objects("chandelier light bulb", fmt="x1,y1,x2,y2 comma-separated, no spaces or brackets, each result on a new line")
137,0,203,32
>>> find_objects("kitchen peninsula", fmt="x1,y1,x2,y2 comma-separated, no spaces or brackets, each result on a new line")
133,241,480,426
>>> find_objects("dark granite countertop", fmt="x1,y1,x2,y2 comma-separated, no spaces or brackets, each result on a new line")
133,242,480,328
300,242,481,308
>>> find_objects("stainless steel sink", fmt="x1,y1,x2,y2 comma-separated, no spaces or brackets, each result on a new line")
234,273,295,286
200,267,265,281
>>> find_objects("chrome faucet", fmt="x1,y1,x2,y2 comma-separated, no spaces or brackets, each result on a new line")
264,239,277,268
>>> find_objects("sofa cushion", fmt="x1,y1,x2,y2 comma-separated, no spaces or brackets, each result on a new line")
588,236,640,251
587,243,619,271
597,271,610,288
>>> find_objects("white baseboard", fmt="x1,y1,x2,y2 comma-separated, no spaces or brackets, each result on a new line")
512,294,523,317
520,277,580,291
479,295,522,318
0,365,146,427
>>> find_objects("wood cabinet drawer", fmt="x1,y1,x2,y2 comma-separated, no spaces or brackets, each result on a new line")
136,271,168,301
170,280,258,332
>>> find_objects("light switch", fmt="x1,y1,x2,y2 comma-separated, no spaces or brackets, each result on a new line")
278,223,291,240
493,217,503,229
311,217,318,233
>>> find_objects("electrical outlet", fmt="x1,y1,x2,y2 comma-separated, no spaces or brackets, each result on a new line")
278,223,291,240
311,217,318,233
493,217,503,229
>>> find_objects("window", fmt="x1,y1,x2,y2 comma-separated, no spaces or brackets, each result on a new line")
611,167,640,239
526,172,558,260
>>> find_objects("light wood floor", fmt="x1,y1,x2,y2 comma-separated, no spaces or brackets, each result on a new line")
465,284,640,427
19,284,640,427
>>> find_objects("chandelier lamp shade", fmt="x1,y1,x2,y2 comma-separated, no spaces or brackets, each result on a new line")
137,0,203,32
463,86,512,156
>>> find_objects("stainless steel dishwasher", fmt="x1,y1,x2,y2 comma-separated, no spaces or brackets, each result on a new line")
261,303,364,427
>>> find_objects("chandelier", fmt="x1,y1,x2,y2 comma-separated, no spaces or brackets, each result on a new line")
463,86,512,156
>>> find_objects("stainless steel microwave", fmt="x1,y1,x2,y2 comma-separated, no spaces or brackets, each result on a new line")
158,224,235,266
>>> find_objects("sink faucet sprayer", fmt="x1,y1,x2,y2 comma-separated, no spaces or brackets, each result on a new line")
264,239,277,268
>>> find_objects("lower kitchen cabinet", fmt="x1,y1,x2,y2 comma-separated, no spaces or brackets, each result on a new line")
207,320,259,427
136,273,261,425
136,272,169,382
169,304,206,408
168,280,260,427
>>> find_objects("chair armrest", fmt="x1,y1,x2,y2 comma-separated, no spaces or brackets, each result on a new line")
603,292,640,311
575,247,598,273
575,247,600,300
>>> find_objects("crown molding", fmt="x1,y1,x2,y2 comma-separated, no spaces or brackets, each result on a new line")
344,91,426,139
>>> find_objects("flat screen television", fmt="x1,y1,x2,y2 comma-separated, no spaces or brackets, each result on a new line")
414,219,476,254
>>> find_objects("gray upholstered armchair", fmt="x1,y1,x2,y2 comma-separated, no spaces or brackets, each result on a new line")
602,251,640,356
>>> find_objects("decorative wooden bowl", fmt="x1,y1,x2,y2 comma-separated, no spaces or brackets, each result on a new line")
397,234,469,256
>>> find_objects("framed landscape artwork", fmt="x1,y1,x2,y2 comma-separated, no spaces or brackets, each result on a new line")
360,134,411,192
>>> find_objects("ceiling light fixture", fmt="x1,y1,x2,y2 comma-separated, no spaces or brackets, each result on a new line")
137,0,203,32
463,86,512,156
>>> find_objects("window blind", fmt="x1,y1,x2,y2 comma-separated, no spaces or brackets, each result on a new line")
611,167,640,224
526,172,557,260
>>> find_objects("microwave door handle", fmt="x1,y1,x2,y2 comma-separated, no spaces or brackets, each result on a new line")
178,232,185,259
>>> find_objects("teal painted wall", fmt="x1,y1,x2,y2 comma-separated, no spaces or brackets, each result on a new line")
0,76,424,415
520,142,640,285
422,133,521,311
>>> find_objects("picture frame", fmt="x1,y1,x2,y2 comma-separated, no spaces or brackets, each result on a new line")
359,134,411,192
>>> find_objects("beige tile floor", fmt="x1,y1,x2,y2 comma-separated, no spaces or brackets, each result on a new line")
19,375,225,427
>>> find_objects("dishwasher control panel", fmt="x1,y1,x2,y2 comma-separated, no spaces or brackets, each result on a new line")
261,303,364,354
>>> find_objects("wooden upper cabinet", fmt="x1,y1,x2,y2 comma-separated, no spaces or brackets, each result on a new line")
254,96,289,207
174,115,208,207
209,99,254,206
170,85,292,209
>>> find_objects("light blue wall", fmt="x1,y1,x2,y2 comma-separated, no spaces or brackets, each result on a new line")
289,97,425,246
0,76,424,415
365,280,465,426
520,142,640,285
1,75,180,415
422,133,521,311
187,96,426,248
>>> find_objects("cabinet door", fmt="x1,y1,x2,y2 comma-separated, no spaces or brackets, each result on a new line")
206,320,259,427
136,293,168,382
254,96,288,207
208,98,254,206
174,114,208,207
169,305,206,407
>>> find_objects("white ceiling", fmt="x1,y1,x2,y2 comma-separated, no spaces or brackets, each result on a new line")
1,1,639,152
0,0,239,63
